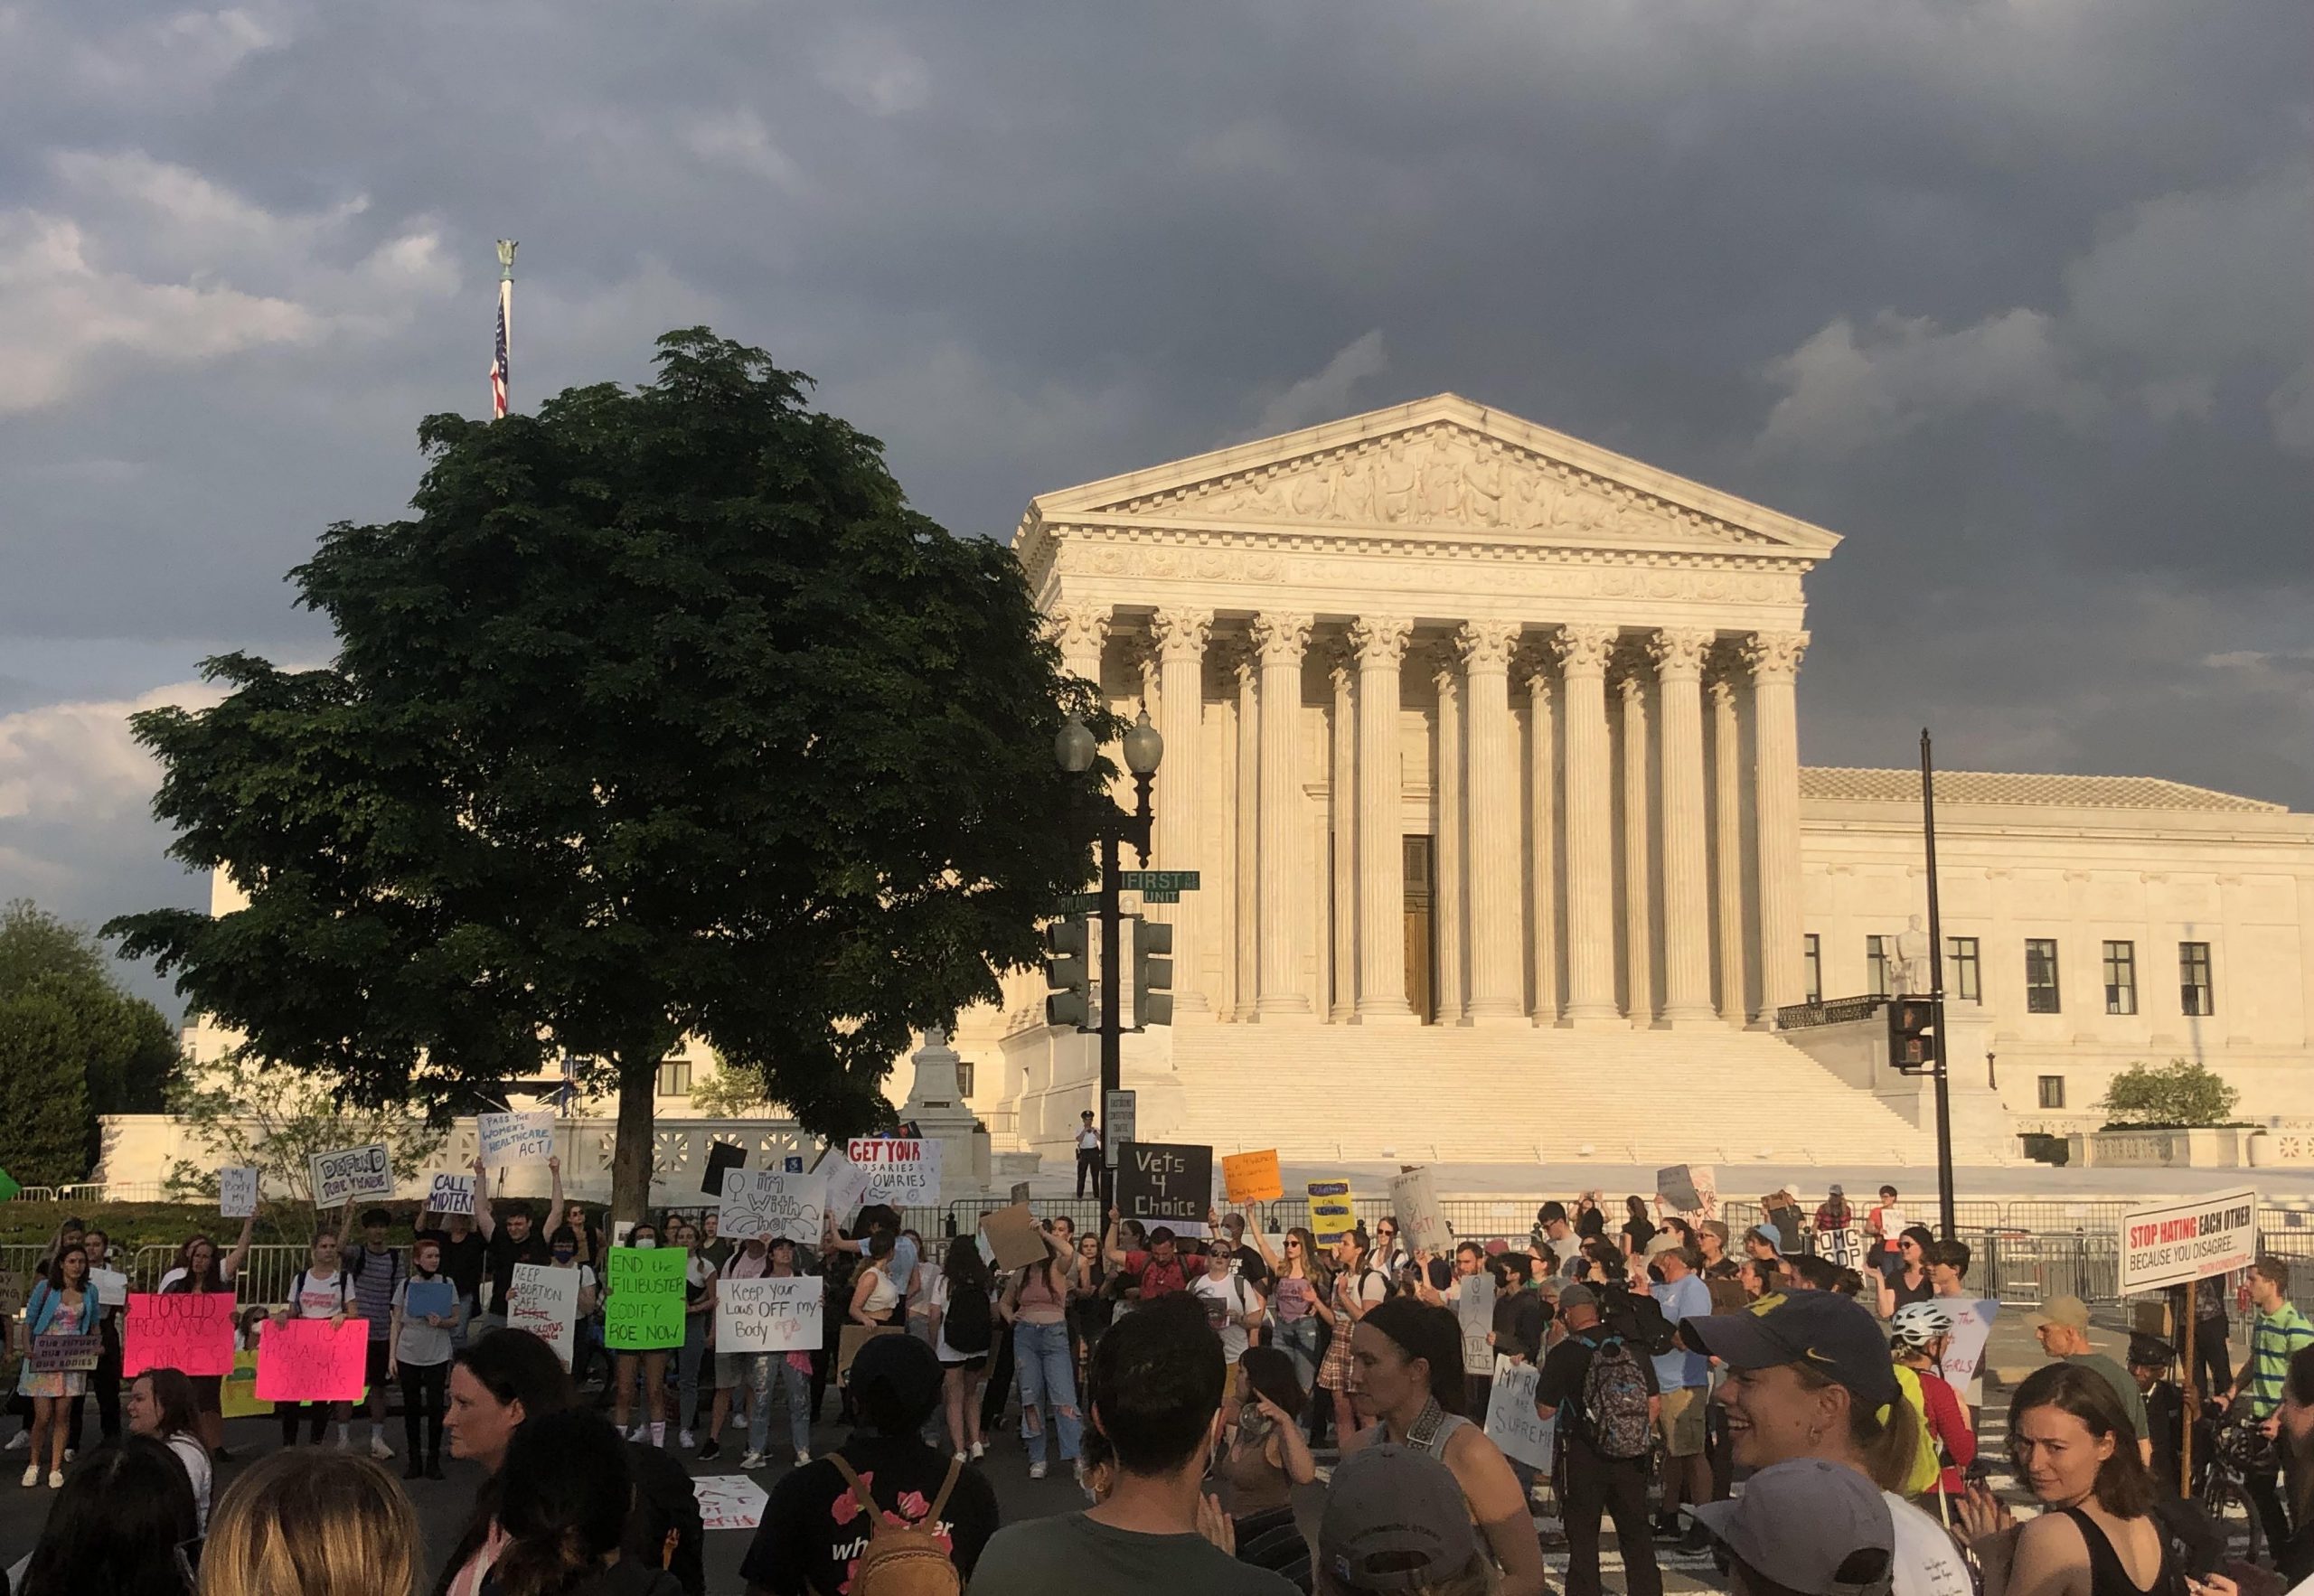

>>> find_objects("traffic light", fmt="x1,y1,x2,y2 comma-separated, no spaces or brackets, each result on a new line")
1133,917,1174,1028
1886,995,1937,1075
1045,920,1090,1030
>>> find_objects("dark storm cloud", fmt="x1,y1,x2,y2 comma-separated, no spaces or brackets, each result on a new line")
1,0,2307,1009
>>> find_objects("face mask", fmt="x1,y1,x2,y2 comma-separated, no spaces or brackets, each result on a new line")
633,1238,656,1249
553,1253,576,1264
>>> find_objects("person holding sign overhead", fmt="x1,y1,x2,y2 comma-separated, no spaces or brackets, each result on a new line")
16,1240,99,1488
157,1208,256,1459
470,1153,565,1335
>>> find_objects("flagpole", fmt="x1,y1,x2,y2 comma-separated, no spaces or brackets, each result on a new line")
493,239,517,418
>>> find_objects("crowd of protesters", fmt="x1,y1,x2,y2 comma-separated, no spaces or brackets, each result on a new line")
11,1171,2314,1595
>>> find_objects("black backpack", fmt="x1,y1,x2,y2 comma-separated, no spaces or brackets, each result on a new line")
1604,1286,1679,1358
944,1283,992,1355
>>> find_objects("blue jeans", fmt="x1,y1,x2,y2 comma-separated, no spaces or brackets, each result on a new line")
1014,1319,1080,1466
1272,1316,1322,1394
747,1357,813,1459
677,1315,710,1430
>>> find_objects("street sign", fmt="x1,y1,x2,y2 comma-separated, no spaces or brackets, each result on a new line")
1118,870,1200,892
1141,889,1181,903
1103,1089,1136,1164
1058,893,1098,914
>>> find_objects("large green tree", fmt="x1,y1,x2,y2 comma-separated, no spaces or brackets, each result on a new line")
0,900,181,1180
110,330,1104,1220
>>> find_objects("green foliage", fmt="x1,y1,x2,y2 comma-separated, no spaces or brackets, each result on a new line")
686,1053,775,1119
108,330,1105,1219
0,901,182,1175
2098,1058,2242,1129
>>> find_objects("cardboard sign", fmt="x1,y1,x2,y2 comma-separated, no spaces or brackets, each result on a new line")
1104,1089,1137,1162
1457,1273,1493,1375
980,1203,1048,1272
719,1169,826,1246
1484,1355,1555,1469
478,1110,555,1165
403,1280,458,1324
1115,1141,1212,1229
426,1173,475,1216
29,1334,101,1374
716,1275,823,1355
2121,1188,2257,1293
1309,1181,1356,1244
837,1323,900,1380
1223,1150,1284,1205
845,1138,943,1207
702,1142,747,1198
309,1144,393,1206
1657,1164,1703,1215
603,1246,687,1350
692,1473,770,1533
89,1268,128,1309
1390,1167,1450,1253
255,1318,368,1403
1938,1298,2000,1401
123,1291,237,1377
1010,1180,1032,1206
507,1263,580,1367
219,1167,259,1219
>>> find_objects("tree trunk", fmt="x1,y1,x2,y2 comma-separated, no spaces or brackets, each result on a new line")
611,1063,656,1226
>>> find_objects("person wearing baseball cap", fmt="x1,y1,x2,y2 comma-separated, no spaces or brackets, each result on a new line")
1317,1442,1489,1595
1681,1292,1971,1596
1689,1459,1896,1596
2028,1295,2152,1466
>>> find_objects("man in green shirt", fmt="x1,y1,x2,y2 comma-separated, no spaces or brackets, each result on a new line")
2224,1256,2312,1554
2029,1295,2152,1465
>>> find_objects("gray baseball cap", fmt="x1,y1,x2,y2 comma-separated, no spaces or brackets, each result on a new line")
1688,1460,1895,1596
1318,1443,1478,1592
1555,1281,1598,1314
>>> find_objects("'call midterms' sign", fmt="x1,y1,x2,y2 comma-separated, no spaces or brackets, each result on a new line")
2119,1186,2257,1294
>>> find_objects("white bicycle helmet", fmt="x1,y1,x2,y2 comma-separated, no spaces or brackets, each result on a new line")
1890,1300,1954,1349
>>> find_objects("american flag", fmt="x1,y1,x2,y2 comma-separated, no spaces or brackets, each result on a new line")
489,283,510,418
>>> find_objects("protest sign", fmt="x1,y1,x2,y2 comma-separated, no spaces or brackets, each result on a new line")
1657,1164,1703,1215
823,1151,874,1229
718,1169,826,1246
2121,1188,2257,1293
1390,1167,1450,1253
219,1167,259,1219
255,1318,368,1403
1223,1150,1284,1205
1309,1181,1356,1245
702,1142,747,1197
30,1335,101,1374
478,1110,555,1166
1010,1180,1032,1206
845,1138,943,1207
980,1203,1047,1272
692,1473,770,1533
309,1144,392,1206
507,1263,580,1367
1115,1142,1212,1231
1484,1355,1554,1469
89,1268,127,1308
603,1246,687,1350
123,1292,237,1377
221,1350,268,1419
1456,1274,1492,1375
1939,1298,2000,1404
426,1172,475,1216
404,1279,458,1324
837,1324,900,1379
716,1275,823,1355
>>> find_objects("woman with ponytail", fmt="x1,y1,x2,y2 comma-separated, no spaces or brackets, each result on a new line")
489,1409,680,1596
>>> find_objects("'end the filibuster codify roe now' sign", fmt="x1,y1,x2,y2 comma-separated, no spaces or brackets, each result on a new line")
2120,1187,2259,1294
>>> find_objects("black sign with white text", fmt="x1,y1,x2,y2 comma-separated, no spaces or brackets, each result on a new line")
1115,1141,1211,1229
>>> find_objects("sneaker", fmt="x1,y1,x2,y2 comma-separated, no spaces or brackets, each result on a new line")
369,1435,394,1461
970,1441,985,1460
729,1412,747,1432
626,1424,648,1443
19,1465,36,1488
697,1440,722,1462
795,1450,812,1469
678,1430,696,1450
45,1469,61,1489
740,1450,769,1469
61,1449,74,1464
4,1432,25,1452
1028,1461,1048,1479
953,1450,967,1464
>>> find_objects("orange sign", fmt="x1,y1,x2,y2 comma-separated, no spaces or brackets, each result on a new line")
1222,1149,1284,1204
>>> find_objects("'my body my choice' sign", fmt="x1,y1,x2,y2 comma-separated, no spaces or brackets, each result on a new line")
2120,1187,2257,1293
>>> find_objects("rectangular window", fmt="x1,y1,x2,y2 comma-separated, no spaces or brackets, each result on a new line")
954,1060,975,1099
2180,942,2215,1017
2037,1075,2066,1110
2026,939,2062,1013
1802,934,1821,1005
656,1059,694,1097
1947,937,1980,1002
1865,935,1890,999
2102,941,2137,1016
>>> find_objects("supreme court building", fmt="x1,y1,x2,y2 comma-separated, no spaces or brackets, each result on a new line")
949,395,2314,1170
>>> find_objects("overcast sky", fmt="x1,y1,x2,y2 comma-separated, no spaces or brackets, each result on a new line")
2,1,2308,1015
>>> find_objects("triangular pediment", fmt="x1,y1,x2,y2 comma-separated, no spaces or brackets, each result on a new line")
1026,394,1838,556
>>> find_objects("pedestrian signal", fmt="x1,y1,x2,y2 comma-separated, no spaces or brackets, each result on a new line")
1133,917,1173,1029
1886,995,1937,1075
1045,920,1090,1030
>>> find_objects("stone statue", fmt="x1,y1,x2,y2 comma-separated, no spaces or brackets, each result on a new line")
1890,915,1933,996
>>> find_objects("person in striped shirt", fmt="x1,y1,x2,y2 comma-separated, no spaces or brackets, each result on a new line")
2222,1255,2312,1554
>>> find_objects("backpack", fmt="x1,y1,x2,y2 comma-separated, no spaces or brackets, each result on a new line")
944,1281,992,1355
1576,1334,1654,1461
1358,1268,1397,1305
290,1268,353,1310
828,1453,964,1596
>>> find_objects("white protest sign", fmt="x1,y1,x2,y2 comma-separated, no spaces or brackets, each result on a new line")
719,1170,827,1246
1457,1273,1492,1375
1390,1167,1450,1253
1938,1298,1999,1404
2121,1187,2258,1294
506,1263,580,1368
823,1151,874,1229
309,1144,393,1206
716,1275,823,1355
846,1138,943,1207
89,1268,128,1308
1484,1355,1554,1469
692,1473,770,1532
426,1172,475,1216
219,1167,259,1220
478,1111,555,1165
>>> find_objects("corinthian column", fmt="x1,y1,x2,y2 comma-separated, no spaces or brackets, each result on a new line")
1522,654,1557,1024
1555,624,1620,1027
1047,604,1110,686
1252,613,1314,1019
1148,608,1210,1017
1651,629,1717,1028
1745,630,1810,1021
1230,643,1258,1020
1350,617,1416,1023
1327,643,1356,1022
1460,621,1523,1023
1431,647,1465,1025
1710,671,1747,1027
1617,663,1653,1025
